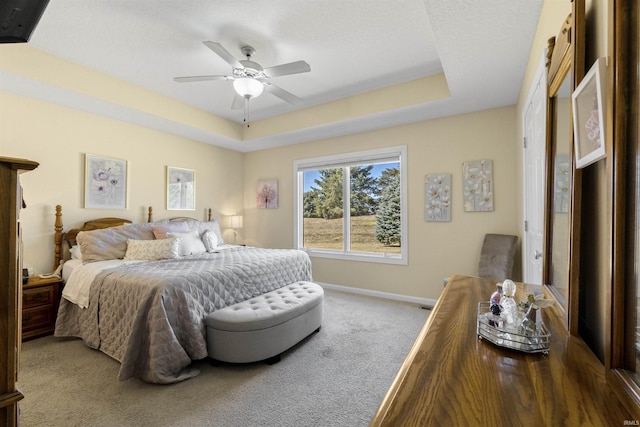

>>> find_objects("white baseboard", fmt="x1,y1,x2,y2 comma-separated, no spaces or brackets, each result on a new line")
317,282,437,309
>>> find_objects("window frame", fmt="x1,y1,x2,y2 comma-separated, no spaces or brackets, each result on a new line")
293,145,408,265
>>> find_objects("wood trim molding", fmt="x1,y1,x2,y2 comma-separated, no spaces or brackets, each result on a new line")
608,0,640,415
567,0,586,338
547,13,572,94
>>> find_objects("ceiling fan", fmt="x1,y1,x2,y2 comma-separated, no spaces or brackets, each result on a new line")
174,41,311,111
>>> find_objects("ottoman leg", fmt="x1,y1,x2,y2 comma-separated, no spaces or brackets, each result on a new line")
265,354,281,365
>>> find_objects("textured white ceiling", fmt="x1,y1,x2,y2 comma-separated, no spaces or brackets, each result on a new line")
1,0,543,152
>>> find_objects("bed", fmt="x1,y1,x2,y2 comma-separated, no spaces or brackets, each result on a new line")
52,206,313,384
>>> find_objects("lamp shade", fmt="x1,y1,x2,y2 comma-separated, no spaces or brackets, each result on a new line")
233,78,264,99
230,215,243,229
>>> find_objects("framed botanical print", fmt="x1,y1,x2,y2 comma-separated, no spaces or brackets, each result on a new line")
462,159,493,212
84,153,128,209
425,173,451,222
167,166,195,210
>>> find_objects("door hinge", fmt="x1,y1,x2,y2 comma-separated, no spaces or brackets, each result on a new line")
524,220,529,232
523,136,527,149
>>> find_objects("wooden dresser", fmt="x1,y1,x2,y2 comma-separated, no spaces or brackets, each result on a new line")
22,276,62,341
370,275,640,426
0,156,38,427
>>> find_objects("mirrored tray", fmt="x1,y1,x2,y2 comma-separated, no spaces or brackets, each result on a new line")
477,302,550,354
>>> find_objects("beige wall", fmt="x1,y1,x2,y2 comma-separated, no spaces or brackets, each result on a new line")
0,92,244,275
1,46,520,304
243,106,520,301
3,91,520,302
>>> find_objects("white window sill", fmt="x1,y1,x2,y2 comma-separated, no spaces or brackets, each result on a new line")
301,248,407,265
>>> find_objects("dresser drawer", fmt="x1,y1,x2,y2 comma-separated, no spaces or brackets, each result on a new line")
22,277,62,341
22,305,55,332
23,285,55,309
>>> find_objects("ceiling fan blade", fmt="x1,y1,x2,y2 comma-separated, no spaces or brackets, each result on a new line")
173,75,231,83
263,60,311,78
203,41,244,69
265,84,304,105
231,93,245,110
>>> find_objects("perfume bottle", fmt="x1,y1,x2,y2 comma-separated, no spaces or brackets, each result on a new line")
500,279,518,325
490,283,503,315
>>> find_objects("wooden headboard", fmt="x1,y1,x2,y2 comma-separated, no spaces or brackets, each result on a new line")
146,206,212,223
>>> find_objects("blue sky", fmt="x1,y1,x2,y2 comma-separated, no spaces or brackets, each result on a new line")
303,162,399,192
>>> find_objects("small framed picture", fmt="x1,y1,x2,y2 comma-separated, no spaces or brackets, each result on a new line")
167,166,195,210
572,58,606,169
84,153,128,209
256,179,278,209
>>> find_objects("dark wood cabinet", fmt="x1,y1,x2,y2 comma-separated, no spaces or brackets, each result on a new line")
22,276,62,341
0,156,38,427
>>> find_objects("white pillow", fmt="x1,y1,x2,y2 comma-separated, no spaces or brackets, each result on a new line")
69,245,83,260
202,230,221,252
123,238,180,260
195,221,225,245
167,230,206,256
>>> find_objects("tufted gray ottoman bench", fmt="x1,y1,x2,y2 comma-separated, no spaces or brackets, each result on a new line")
205,281,323,365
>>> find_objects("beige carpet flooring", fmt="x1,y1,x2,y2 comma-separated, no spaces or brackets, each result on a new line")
18,289,430,427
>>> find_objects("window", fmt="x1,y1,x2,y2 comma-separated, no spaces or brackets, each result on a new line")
294,146,407,264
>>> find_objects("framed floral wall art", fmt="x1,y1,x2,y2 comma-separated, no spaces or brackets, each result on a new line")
425,173,451,222
463,159,493,212
84,153,128,209
572,57,606,169
256,179,278,209
167,166,195,210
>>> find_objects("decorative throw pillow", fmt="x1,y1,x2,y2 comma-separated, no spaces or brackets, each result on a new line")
152,221,190,239
77,223,156,263
123,238,180,260
166,230,206,256
202,230,221,252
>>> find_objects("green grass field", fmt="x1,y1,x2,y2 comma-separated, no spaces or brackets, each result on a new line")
303,215,401,254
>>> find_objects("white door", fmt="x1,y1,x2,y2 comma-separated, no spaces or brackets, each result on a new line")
523,58,546,285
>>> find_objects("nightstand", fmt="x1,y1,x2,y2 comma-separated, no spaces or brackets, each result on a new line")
22,276,62,341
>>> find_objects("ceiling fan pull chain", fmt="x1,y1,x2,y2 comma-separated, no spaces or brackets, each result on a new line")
244,97,250,127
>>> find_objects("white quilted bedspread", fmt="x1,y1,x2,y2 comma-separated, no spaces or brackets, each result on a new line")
55,246,312,384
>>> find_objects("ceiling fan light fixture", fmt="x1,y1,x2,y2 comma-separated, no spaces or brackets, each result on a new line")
233,77,264,99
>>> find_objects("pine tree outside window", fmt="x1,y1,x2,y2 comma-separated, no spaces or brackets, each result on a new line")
294,146,407,265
